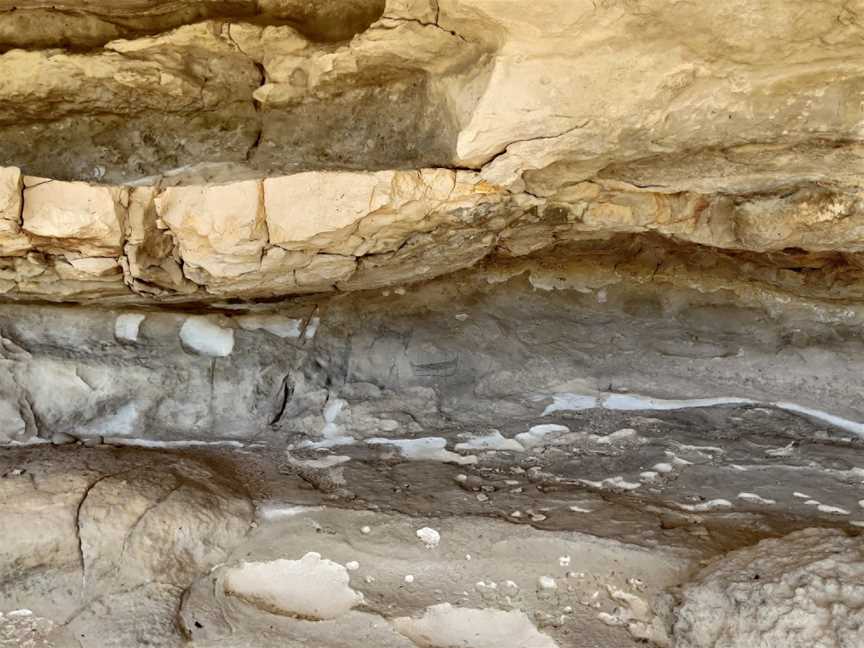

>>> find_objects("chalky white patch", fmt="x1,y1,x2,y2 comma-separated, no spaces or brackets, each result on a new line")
515,424,570,448
676,499,733,512
114,313,146,342
179,317,234,357
455,431,524,452
223,553,362,620
367,437,478,465
393,604,559,648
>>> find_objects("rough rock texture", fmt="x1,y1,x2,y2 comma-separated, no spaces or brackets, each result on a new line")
0,0,860,303
2,2,864,647
673,528,864,648
0,451,253,646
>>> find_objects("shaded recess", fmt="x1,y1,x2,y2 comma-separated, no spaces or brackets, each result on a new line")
0,0,387,49
0,0,463,182
252,73,456,174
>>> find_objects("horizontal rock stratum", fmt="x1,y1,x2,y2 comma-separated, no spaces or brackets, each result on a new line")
3,166,864,302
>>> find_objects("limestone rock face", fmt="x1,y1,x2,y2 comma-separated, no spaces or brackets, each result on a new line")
0,167,517,300
0,451,253,644
0,0,858,303
22,179,127,257
155,180,267,280
0,168,26,257
673,528,864,648
2,4,864,648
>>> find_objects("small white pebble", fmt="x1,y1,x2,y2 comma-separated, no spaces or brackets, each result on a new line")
538,576,557,590
360,526,371,534
559,555,571,567
510,511,523,518
365,575,376,584
416,527,441,549
345,561,360,571
476,493,489,502
404,575,415,584
465,554,472,560
454,313,469,321
455,474,468,483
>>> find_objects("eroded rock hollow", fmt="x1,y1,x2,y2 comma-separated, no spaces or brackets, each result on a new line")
1,1,863,646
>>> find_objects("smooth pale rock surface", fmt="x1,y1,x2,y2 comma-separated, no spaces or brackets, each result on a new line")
673,528,864,648
114,313,146,342
223,553,363,619
21,180,126,257
264,172,392,248
393,604,559,648
179,317,235,356
0,400,27,443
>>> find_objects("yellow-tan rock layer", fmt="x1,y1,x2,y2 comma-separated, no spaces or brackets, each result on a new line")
1,166,864,303
0,0,862,302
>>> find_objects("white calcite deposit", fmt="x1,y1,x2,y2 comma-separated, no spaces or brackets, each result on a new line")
179,316,235,357
223,553,363,620
393,604,559,648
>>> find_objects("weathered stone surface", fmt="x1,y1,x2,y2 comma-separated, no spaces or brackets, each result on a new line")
156,180,267,279
5,166,864,303
0,451,253,640
78,465,253,593
0,0,386,50
22,179,126,257
265,172,392,250
0,167,520,300
0,0,857,196
0,4,864,647
0,168,27,257
0,0,857,304
673,528,864,648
